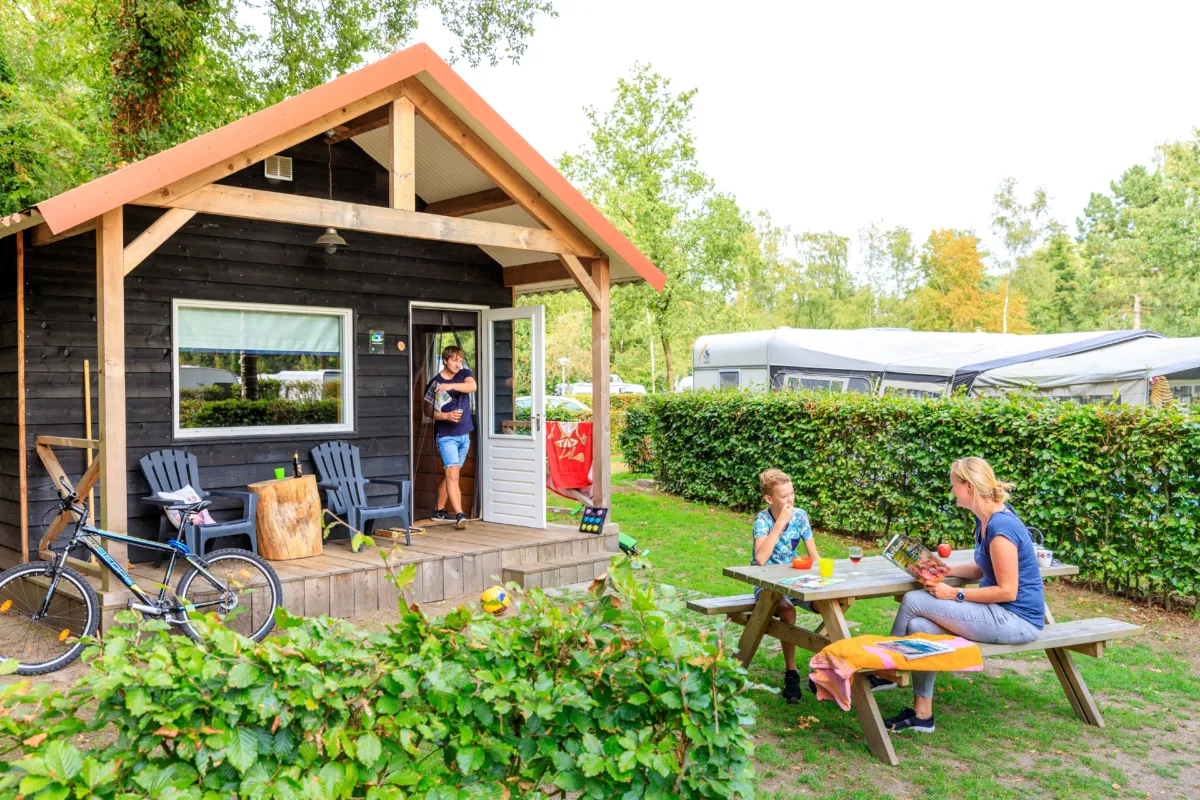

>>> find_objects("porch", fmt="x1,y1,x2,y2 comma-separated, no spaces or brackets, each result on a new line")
57,520,621,630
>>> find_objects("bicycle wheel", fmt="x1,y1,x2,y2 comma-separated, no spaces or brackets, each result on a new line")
0,562,99,675
175,549,281,643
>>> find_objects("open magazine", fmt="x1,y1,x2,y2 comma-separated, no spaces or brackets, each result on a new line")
882,533,952,583
873,638,956,660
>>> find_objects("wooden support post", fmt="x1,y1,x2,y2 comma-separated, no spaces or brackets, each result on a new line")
389,97,416,211
16,232,27,562
84,361,97,549
736,589,780,667
817,599,899,766
1047,647,1104,727
590,258,611,512
96,208,128,580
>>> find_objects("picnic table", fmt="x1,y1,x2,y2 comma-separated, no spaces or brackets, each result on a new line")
689,550,1142,766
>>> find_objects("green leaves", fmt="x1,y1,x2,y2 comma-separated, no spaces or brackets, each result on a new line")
0,555,759,799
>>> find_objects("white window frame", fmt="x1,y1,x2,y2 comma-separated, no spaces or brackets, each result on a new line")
779,372,849,393
718,369,742,389
172,298,355,440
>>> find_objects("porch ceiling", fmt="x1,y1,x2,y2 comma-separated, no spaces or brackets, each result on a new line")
352,114,645,284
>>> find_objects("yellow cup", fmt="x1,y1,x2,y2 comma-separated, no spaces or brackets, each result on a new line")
819,558,835,578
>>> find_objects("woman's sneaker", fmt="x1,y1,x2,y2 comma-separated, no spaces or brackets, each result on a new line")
782,669,803,704
884,707,935,733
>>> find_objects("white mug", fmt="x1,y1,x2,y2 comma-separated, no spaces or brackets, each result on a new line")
1037,549,1054,568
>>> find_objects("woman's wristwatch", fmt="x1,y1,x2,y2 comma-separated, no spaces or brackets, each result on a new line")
956,589,966,602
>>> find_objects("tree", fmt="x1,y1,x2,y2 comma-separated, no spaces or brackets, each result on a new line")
1015,221,1089,333
559,65,756,389
990,177,1048,333
912,229,1030,333
0,0,556,210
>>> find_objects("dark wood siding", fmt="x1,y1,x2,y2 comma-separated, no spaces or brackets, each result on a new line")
0,236,19,557
8,137,511,557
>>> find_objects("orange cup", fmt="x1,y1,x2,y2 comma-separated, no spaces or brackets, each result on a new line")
792,556,814,570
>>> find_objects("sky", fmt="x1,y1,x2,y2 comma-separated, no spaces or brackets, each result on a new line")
409,0,1200,272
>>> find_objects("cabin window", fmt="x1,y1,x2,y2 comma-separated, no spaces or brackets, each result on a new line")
172,300,354,438
718,370,741,389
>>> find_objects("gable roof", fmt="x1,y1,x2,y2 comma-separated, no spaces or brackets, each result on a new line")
23,43,664,291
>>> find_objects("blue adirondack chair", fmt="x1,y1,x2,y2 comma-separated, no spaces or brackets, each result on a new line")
139,449,259,564
311,441,411,549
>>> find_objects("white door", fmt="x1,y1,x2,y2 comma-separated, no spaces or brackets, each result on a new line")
479,305,546,528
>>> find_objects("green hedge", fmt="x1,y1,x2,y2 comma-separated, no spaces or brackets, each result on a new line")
182,398,340,428
0,557,758,799
621,390,1200,606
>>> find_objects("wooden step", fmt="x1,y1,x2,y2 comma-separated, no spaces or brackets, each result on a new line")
502,551,616,590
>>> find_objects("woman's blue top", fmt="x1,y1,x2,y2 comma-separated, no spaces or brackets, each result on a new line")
974,506,1045,628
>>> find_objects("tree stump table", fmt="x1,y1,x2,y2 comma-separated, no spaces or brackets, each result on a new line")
248,475,323,560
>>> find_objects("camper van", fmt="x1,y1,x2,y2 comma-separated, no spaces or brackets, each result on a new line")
692,327,1161,399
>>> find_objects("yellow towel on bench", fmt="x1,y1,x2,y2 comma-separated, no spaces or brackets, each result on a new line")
809,634,982,711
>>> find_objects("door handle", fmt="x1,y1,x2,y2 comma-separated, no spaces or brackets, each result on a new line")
535,413,542,432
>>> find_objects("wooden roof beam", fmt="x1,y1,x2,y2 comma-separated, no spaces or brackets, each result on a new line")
425,188,515,218
150,184,581,255
32,218,97,246
399,77,603,260
502,260,567,287
124,208,196,275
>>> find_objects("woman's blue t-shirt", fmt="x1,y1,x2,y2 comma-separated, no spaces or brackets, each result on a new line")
974,507,1045,629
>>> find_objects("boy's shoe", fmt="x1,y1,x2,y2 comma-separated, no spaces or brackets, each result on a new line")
782,669,802,704
866,674,897,692
455,512,468,530
431,509,450,521
884,707,935,733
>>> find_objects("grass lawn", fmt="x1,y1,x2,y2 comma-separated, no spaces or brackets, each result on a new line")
551,473,1200,800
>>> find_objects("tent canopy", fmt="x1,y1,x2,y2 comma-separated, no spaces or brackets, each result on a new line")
973,337,1200,390
693,328,1160,390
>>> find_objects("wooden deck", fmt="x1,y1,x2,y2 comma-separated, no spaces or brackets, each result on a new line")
91,520,619,629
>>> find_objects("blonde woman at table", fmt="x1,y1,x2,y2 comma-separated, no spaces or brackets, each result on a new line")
881,457,1045,733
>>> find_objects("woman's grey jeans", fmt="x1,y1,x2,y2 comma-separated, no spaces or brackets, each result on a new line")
890,589,1040,698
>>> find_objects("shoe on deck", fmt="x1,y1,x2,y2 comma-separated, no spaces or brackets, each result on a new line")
884,707,935,733
782,669,802,704
431,509,450,521
455,513,468,530
866,674,897,692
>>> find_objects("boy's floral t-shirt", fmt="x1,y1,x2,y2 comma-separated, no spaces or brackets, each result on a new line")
751,508,813,566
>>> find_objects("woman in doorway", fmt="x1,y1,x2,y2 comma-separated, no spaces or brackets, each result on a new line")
881,456,1045,733
425,345,476,530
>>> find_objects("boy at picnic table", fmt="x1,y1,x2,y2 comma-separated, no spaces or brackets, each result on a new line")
751,469,821,704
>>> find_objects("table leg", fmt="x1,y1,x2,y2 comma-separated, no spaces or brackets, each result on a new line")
1047,647,1104,727
736,589,781,668
816,599,899,767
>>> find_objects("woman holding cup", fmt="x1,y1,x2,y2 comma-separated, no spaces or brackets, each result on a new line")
880,457,1046,733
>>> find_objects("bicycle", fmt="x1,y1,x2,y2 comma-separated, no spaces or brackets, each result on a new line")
0,477,282,675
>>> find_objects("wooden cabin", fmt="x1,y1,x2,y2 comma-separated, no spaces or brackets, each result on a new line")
0,44,663,615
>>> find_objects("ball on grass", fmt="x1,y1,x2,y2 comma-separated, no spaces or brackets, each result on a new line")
480,585,512,616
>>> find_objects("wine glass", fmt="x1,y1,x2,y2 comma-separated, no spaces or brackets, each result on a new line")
848,546,863,564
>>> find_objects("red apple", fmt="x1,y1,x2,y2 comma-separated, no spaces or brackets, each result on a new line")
937,543,952,558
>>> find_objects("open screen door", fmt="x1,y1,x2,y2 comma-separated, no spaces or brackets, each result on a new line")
479,305,546,528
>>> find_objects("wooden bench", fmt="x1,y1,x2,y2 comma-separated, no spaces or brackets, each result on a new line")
689,596,1141,729
687,593,861,635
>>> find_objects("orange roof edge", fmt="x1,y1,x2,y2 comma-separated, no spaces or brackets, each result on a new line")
33,43,665,292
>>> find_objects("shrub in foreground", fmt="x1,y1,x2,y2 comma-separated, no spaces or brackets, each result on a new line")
0,556,760,799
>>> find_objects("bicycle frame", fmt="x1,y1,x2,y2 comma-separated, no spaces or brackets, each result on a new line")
39,500,234,619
